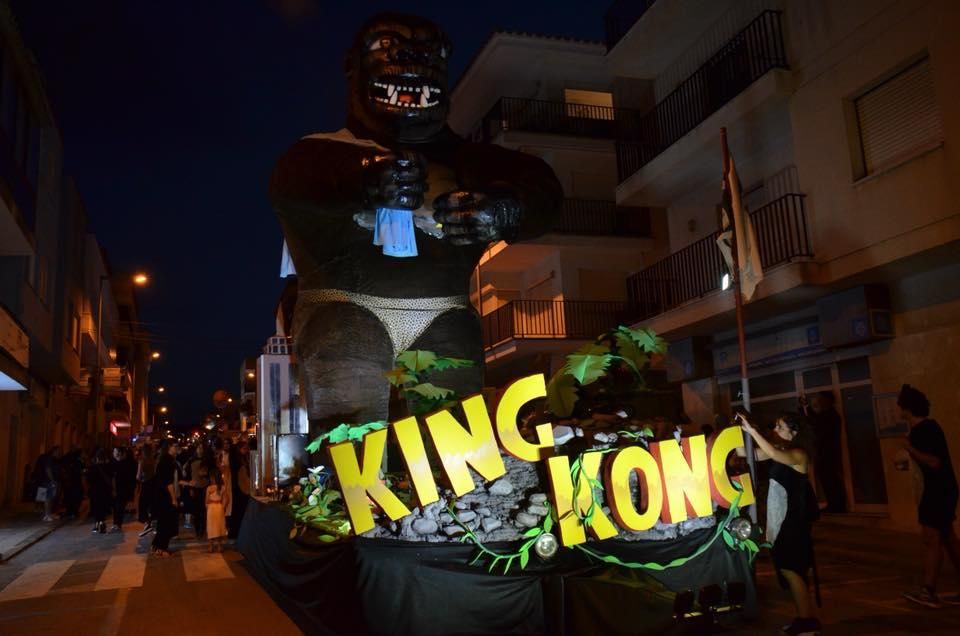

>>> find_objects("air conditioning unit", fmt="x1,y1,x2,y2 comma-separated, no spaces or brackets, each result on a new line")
666,336,714,382
816,284,893,349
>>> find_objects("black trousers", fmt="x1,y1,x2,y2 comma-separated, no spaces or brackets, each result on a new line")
152,497,177,551
138,478,154,523
191,487,207,537
113,491,133,527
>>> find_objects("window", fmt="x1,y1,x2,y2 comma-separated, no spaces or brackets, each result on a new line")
563,88,614,120
69,302,81,352
852,57,943,178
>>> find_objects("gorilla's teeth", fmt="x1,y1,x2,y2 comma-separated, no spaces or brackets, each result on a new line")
389,92,398,105
420,92,429,107
387,84,396,96
431,88,441,94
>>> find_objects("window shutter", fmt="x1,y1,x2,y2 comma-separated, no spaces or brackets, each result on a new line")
856,58,943,175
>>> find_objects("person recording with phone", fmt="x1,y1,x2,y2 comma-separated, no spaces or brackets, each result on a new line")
737,411,820,635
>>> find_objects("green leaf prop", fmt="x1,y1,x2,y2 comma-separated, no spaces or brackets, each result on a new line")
385,367,417,386
305,421,387,453
408,383,454,400
614,330,650,371
432,357,475,371
618,326,666,354
546,372,578,417
564,344,612,385
396,350,437,373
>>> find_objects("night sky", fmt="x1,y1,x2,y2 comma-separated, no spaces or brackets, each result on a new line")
10,0,603,426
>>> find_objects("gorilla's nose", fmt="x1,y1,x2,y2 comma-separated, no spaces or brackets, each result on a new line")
394,46,433,65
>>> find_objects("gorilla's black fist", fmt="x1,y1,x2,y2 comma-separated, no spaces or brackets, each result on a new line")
433,190,522,246
362,152,427,211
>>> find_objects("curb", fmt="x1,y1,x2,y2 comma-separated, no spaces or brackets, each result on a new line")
0,517,70,563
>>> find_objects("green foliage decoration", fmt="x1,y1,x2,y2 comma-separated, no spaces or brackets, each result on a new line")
449,502,555,574
544,325,668,418
387,349,474,416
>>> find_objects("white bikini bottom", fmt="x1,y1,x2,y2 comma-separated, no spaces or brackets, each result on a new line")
295,289,469,357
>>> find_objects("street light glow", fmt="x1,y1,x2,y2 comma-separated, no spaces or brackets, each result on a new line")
247,371,255,378
151,351,161,360
159,406,168,413
133,273,149,286
227,397,233,403
157,386,166,393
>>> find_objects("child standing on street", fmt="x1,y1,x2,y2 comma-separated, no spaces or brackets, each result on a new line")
205,467,230,552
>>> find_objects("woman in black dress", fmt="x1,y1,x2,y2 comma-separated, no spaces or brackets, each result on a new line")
740,412,819,635
86,448,113,534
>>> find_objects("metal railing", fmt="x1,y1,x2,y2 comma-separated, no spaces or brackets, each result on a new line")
604,0,659,50
554,199,652,237
481,97,626,141
482,300,630,349
625,194,811,321
616,10,789,182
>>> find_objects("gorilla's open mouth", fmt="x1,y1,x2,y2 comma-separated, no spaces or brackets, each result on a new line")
370,75,442,110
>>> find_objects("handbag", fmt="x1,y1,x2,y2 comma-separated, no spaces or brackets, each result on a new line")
36,486,48,502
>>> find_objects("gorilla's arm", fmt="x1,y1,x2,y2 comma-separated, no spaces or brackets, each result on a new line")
270,137,369,224
451,142,563,242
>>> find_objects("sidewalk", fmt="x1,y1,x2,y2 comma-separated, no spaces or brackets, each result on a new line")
0,503,70,562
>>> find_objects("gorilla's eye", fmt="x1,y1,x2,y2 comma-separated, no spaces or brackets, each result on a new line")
369,37,394,52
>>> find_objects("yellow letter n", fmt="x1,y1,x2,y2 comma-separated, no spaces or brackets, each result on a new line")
425,395,506,497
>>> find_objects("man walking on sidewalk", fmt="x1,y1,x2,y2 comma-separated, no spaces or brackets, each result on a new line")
899,385,960,608
111,447,138,532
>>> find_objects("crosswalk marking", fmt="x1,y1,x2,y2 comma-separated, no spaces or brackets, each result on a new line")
181,551,234,582
94,554,147,591
0,560,74,602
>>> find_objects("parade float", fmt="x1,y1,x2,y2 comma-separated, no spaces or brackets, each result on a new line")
239,13,760,636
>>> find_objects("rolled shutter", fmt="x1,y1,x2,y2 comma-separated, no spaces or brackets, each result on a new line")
856,58,943,175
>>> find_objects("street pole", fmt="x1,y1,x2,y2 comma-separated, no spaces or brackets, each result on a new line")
721,128,758,523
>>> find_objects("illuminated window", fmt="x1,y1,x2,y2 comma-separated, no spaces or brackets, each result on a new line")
563,88,614,120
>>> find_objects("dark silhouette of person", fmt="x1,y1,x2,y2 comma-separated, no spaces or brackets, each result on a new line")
803,391,847,513
269,13,561,434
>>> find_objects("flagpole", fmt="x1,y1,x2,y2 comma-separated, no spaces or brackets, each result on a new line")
721,128,758,523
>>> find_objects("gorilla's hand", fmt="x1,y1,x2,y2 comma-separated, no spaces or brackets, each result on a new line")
362,152,427,210
432,190,521,246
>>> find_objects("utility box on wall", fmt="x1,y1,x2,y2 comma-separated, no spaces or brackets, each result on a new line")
667,336,714,382
816,284,893,349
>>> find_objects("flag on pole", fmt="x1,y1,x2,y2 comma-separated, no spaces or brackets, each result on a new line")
717,153,764,301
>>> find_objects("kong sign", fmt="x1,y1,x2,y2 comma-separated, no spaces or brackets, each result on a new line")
325,374,755,546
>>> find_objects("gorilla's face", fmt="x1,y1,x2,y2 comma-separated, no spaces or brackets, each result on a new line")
347,14,451,143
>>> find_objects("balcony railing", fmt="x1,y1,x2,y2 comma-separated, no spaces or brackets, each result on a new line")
482,300,630,350
616,10,789,182
625,194,811,321
481,97,627,141
554,199,652,237
604,0,659,50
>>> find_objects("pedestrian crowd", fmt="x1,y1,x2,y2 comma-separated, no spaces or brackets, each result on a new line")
28,435,252,556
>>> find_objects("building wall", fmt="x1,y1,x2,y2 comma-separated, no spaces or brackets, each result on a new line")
869,262,960,531
788,0,960,282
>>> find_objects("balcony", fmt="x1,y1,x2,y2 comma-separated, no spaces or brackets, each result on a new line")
482,300,631,350
604,0,659,50
553,199,652,238
625,194,811,321
481,97,627,142
616,10,789,183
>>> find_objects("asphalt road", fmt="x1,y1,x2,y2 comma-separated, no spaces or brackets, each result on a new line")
3,511,960,635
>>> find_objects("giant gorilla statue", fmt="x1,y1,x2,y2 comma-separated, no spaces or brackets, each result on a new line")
270,13,562,434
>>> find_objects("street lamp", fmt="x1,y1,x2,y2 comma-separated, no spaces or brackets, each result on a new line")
157,386,166,393
93,271,149,441
151,351,161,360
159,406,168,414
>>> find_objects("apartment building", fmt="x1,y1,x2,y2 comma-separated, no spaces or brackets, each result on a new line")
605,0,960,529
449,31,666,388
0,6,141,504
